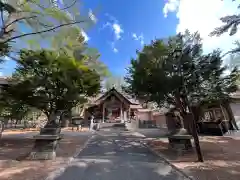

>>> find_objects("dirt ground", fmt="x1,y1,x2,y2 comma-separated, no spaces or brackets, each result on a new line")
147,136,240,180
0,130,90,180
3,127,90,133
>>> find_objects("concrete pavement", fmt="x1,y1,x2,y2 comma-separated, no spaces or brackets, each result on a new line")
46,127,189,180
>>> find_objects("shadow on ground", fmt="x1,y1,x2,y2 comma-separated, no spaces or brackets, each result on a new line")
148,136,240,180
46,134,187,180
0,132,91,180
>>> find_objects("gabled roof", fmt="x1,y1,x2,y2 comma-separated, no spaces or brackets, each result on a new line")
95,87,140,105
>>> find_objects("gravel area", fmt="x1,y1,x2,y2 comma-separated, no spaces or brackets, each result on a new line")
147,136,240,180
0,131,91,180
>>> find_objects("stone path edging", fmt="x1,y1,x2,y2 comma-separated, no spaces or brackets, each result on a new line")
67,132,96,163
125,124,194,180
123,125,194,179
44,132,96,180
141,140,195,180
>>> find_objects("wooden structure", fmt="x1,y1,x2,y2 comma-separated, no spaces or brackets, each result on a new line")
85,88,141,123
195,101,237,136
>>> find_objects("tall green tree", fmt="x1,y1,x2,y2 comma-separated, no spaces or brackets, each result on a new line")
0,97,31,126
124,31,239,162
0,0,109,78
210,0,240,54
210,0,240,37
50,26,109,78
0,0,95,52
2,49,101,125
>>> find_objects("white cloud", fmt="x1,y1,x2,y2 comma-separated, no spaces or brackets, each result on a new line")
163,0,240,54
113,48,118,53
102,14,124,40
101,13,124,52
112,23,123,40
89,9,97,23
132,33,144,45
163,0,179,18
132,33,137,39
111,42,118,53
105,13,118,23
81,30,89,42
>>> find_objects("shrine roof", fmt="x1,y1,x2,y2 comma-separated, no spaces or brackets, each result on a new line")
95,87,140,105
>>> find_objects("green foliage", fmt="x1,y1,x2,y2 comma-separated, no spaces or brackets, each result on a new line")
124,31,239,110
0,42,10,62
50,27,109,78
210,0,240,37
0,1,109,78
0,0,95,46
0,95,31,121
2,49,101,117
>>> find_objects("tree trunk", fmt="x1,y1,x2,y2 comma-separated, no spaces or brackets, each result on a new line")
44,112,58,128
0,121,4,140
190,107,204,162
15,119,18,128
174,94,186,128
61,110,71,128
61,117,70,128
0,118,9,140
1,12,18,43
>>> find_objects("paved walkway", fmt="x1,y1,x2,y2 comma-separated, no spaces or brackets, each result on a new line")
46,127,189,180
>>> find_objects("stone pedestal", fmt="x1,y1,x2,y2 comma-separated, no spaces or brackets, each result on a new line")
28,127,63,160
40,127,61,135
165,111,193,151
168,134,192,150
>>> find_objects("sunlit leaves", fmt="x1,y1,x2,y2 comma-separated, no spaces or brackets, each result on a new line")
4,49,101,114
125,31,239,109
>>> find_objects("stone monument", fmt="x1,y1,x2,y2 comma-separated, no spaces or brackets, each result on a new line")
166,110,192,151
28,112,63,160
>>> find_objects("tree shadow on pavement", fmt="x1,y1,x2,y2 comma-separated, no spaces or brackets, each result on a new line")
148,136,240,180
0,134,90,180
48,157,186,180
45,134,190,180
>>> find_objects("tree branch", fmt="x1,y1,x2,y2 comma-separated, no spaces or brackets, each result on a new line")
61,0,77,10
4,15,37,31
1,20,87,44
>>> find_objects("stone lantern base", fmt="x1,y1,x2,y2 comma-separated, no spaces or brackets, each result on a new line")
168,128,192,151
28,127,63,160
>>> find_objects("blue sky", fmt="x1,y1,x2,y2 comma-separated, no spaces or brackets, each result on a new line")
82,0,178,75
1,0,239,76
0,0,178,76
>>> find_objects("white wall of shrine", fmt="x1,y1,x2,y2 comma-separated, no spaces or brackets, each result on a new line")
230,103,240,128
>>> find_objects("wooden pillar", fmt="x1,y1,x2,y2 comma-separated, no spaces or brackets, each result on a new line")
102,103,105,123
128,108,131,121
120,103,123,122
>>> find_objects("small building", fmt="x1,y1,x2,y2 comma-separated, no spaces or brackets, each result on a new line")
84,87,144,123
